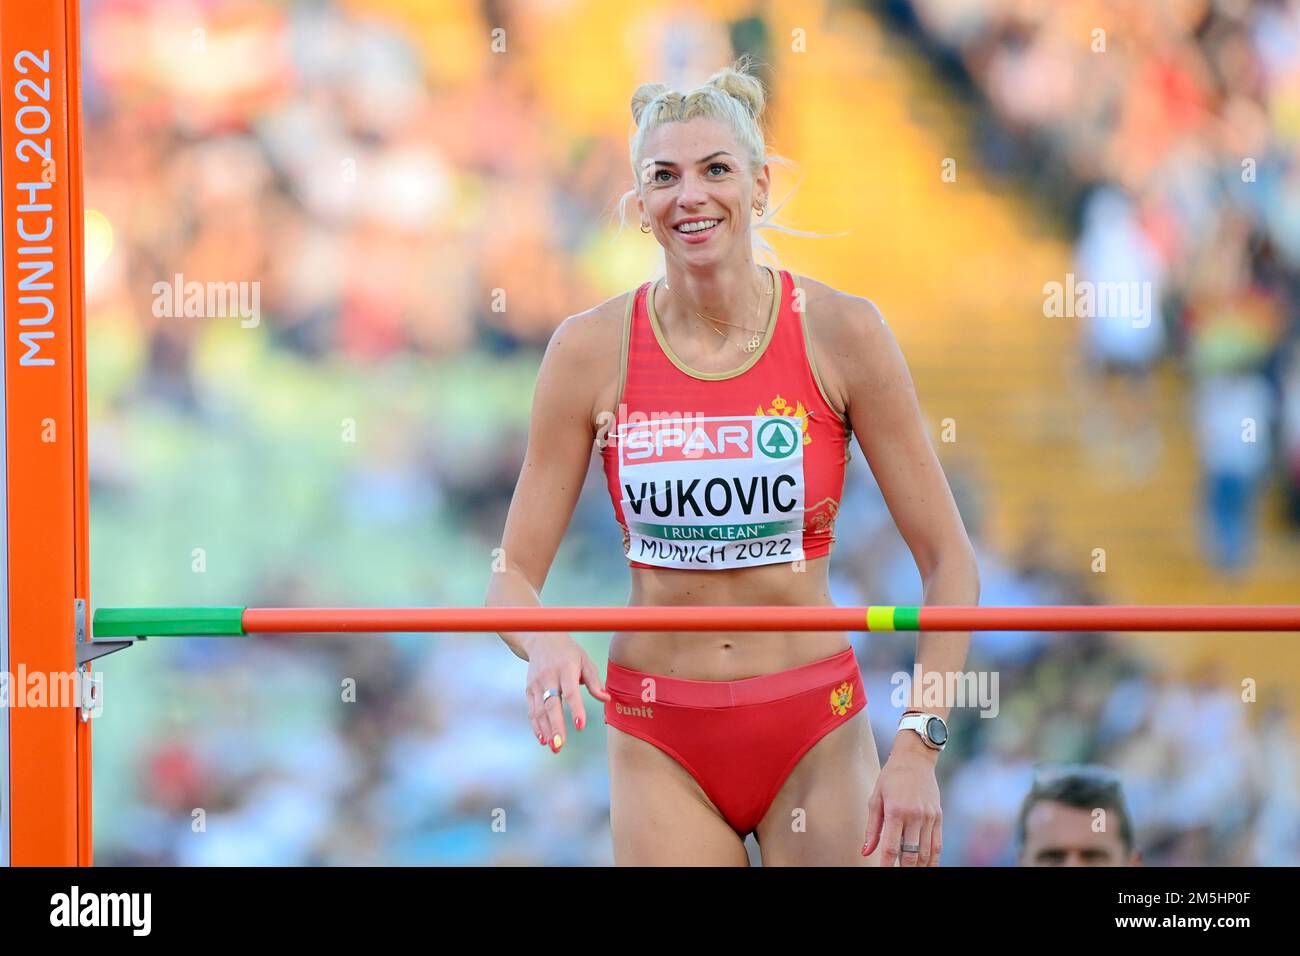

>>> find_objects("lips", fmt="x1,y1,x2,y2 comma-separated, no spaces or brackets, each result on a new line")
674,217,722,242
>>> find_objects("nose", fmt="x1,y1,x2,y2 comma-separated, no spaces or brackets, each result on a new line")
676,170,709,207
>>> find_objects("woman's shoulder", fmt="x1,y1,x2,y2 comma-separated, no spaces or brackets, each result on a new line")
789,272,890,347
537,291,636,426
547,288,636,360
787,273,903,423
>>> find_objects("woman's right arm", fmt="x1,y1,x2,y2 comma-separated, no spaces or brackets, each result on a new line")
485,306,616,750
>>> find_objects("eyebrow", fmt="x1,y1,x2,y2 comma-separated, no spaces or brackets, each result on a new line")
642,151,735,169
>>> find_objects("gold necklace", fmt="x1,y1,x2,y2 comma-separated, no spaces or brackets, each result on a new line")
663,267,774,355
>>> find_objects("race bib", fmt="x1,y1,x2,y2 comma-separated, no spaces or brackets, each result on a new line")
615,415,806,569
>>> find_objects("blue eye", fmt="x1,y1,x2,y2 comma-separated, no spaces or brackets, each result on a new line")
652,164,729,183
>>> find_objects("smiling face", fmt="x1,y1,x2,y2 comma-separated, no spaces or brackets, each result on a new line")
636,116,769,267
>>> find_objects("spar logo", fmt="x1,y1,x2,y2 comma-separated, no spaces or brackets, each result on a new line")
620,418,753,464
757,418,800,459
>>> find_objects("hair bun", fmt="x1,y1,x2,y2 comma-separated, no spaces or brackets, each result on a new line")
705,58,766,119
630,82,671,126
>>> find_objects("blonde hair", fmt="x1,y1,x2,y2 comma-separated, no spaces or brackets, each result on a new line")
615,55,837,261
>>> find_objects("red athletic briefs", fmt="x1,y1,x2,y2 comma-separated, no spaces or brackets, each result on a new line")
602,646,867,837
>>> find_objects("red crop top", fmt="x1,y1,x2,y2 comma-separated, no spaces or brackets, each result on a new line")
600,267,852,570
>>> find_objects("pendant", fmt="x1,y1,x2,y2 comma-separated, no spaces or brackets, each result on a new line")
745,332,762,352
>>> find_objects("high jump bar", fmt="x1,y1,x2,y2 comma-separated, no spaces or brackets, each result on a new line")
92,605,1300,638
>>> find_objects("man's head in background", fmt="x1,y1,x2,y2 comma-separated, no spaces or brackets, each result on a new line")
1017,765,1141,866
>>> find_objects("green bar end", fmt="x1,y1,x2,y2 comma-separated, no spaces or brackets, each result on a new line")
93,607,246,638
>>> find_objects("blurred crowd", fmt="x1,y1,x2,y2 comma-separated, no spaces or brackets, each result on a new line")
895,0,1300,572
83,0,620,386
81,0,1299,865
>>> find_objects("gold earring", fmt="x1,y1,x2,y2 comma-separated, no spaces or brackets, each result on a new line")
640,222,651,233
755,205,765,217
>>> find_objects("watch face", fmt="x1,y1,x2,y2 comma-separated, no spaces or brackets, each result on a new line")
925,718,948,746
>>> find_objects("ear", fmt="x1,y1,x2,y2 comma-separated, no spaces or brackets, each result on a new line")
754,161,772,208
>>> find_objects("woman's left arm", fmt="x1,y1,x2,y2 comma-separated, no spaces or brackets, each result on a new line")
819,293,980,867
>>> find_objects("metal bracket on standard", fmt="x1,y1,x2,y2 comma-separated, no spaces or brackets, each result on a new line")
75,598,143,666
78,671,102,722
75,598,141,722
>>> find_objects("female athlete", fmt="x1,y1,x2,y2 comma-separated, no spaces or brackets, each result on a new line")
487,59,980,866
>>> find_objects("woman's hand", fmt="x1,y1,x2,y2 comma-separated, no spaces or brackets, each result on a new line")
862,734,943,866
523,634,612,753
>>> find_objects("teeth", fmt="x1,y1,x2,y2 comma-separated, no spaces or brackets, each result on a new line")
676,219,720,233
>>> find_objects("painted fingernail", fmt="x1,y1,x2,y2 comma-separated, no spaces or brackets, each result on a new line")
576,716,585,730
552,734,563,751
861,843,869,856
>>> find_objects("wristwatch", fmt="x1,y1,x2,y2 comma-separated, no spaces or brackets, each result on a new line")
898,712,949,752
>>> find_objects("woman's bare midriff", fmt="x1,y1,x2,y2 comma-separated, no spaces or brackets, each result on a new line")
608,554,850,680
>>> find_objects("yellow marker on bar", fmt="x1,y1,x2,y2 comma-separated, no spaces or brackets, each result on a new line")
866,606,896,631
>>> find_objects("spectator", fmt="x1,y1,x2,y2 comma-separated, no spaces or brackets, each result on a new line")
1017,765,1141,866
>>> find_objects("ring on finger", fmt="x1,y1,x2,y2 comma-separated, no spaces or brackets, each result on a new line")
900,842,921,854
541,687,562,704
